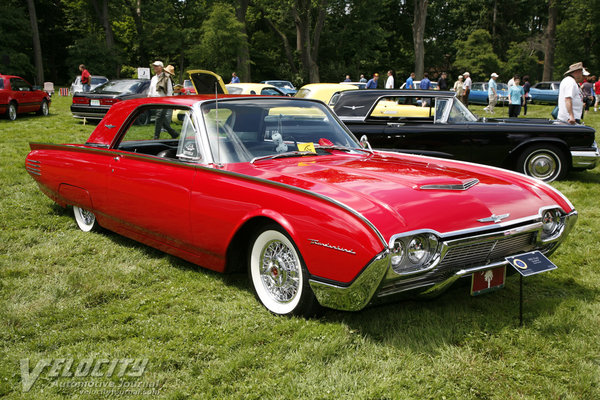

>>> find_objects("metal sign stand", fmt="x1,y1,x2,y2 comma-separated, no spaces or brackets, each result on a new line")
519,274,523,326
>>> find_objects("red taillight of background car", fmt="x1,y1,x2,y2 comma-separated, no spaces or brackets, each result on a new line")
72,97,88,104
100,98,120,105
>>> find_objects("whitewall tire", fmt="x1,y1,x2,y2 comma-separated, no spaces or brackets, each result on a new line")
73,206,98,232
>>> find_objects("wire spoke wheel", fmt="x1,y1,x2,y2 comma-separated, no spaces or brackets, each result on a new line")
249,226,317,316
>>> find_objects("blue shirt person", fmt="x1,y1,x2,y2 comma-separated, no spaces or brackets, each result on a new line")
366,73,379,89
230,72,240,83
405,72,415,89
508,77,525,118
419,73,431,89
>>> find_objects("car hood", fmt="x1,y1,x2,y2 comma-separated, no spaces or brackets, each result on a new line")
188,70,228,95
232,152,570,242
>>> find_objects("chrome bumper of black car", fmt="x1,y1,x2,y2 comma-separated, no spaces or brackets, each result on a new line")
309,210,577,311
571,141,599,169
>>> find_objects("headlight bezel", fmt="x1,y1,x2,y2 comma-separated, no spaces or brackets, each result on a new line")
540,207,565,241
390,232,441,275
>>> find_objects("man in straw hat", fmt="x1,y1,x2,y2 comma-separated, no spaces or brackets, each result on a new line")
558,62,586,124
148,60,178,139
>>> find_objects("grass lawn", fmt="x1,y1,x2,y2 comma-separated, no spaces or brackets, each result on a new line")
1,95,599,399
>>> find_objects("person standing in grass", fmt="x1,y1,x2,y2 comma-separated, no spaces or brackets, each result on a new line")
79,64,91,92
522,76,531,115
558,62,585,124
484,72,499,113
508,76,525,118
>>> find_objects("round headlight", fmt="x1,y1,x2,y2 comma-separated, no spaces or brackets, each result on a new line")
391,240,405,267
542,210,560,235
408,236,430,264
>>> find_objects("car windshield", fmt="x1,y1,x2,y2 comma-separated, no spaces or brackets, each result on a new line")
268,81,294,89
225,86,243,94
294,88,311,98
183,80,193,88
497,83,508,90
91,77,108,85
200,98,362,164
92,80,141,94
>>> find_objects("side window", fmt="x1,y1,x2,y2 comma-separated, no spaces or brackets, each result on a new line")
261,88,281,96
0,79,3,89
117,106,199,161
369,96,433,119
11,78,30,91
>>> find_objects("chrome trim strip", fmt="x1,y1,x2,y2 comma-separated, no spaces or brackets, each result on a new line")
420,178,479,191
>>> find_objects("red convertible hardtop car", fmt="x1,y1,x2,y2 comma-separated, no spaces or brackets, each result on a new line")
0,74,51,121
26,95,577,315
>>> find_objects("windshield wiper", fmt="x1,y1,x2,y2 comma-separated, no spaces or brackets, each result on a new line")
316,144,374,155
250,151,319,164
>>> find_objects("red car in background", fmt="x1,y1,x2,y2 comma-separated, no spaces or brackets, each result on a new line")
0,75,51,121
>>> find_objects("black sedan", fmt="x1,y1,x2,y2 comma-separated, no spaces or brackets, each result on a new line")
71,79,150,120
333,89,599,181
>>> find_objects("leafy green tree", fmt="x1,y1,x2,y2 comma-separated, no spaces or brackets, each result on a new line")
504,41,542,81
453,29,503,81
0,1,34,79
187,3,246,78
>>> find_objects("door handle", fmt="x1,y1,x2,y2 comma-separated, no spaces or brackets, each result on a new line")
113,156,120,161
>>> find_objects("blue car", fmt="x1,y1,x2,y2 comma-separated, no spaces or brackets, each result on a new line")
468,82,509,105
260,80,297,96
529,81,560,104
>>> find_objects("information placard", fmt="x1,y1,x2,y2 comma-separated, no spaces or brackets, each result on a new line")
505,251,557,276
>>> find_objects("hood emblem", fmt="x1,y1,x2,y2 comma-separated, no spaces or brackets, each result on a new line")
478,213,510,223
343,105,364,110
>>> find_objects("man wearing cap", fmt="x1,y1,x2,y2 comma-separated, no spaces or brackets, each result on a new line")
366,73,379,89
484,72,499,113
462,72,472,107
558,62,586,124
148,61,178,139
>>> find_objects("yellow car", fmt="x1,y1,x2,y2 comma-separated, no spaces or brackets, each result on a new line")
294,83,358,106
225,83,286,96
370,97,434,118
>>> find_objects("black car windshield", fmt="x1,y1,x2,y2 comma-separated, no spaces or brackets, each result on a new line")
267,81,295,89
200,98,362,164
92,80,142,95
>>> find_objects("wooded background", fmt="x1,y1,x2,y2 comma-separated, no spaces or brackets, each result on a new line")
3,0,598,88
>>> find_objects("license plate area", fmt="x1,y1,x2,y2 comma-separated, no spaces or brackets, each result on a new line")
90,99,100,106
471,266,506,296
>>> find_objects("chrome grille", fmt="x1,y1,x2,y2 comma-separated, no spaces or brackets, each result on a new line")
438,232,535,271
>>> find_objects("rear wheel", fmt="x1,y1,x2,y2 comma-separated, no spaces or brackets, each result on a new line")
73,206,98,232
37,100,49,116
517,144,567,182
7,102,17,121
248,225,318,316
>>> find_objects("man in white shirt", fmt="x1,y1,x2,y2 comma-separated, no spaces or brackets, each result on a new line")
148,60,178,139
385,70,394,89
462,72,472,107
558,62,585,124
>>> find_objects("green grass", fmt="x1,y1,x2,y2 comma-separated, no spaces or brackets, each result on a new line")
1,96,599,399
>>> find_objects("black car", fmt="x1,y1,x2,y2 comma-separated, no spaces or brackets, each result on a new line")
333,89,599,182
71,79,150,120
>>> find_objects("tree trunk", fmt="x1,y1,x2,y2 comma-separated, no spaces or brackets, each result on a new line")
292,0,327,83
92,0,118,75
235,0,251,82
264,17,299,75
26,0,44,85
412,0,428,79
126,0,146,65
543,0,557,81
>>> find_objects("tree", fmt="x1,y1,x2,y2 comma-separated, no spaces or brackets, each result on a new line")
292,0,328,82
26,0,43,85
453,29,502,81
413,0,428,79
542,0,558,81
235,0,251,81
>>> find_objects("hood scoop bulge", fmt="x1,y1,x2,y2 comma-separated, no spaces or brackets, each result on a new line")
419,178,479,191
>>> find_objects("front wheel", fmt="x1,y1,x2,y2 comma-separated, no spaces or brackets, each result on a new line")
73,206,98,232
7,103,17,121
37,100,49,116
248,225,318,316
516,144,567,182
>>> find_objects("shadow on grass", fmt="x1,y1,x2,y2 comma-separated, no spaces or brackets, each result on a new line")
323,271,599,352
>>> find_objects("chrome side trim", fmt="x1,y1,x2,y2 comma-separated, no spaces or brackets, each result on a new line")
420,178,479,191
309,250,390,311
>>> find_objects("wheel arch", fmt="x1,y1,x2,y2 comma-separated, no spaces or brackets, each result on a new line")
506,138,571,169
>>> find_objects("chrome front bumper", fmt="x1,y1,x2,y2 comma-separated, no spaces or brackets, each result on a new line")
309,210,578,311
571,141,600,169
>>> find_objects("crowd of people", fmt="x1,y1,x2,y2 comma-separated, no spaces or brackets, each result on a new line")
78,60,597,128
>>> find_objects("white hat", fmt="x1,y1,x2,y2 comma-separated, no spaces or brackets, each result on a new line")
463,72,470,76
152,61,164,67
583,68,590,76
491,72,499,78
